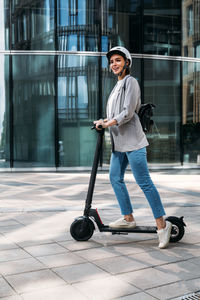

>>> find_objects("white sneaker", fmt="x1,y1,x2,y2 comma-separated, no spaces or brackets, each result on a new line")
109,218,137,229
157,221,172,249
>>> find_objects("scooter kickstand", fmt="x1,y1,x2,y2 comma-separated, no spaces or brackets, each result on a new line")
112,232,128,235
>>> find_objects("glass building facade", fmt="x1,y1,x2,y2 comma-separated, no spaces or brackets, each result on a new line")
0,0,200,170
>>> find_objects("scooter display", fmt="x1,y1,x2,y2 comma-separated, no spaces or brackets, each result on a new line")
70,126,186,242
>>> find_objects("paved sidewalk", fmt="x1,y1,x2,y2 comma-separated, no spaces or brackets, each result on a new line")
0,170,200,300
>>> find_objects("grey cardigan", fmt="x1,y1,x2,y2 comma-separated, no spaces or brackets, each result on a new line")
106,75,149,152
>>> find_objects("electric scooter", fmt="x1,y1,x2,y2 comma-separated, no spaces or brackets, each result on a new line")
70,126,186,243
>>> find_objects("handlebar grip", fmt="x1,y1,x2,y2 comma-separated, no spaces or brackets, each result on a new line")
91,124,103,130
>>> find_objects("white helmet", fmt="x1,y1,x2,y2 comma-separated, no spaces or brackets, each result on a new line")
106,46,132,67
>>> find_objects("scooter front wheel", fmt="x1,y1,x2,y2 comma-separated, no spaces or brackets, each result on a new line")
70,217,95,241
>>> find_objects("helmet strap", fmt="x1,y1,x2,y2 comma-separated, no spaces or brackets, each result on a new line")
118,62,127,77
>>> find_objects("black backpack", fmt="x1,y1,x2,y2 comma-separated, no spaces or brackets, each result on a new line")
138,103,155,133
123,77,155,133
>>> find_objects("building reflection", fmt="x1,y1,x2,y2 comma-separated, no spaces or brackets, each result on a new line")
182,0,200,164
1,0,200,168
10,0,55,50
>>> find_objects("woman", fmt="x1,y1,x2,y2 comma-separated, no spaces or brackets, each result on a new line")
94,46,172,249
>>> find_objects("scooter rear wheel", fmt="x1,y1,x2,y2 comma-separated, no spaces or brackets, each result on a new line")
166,216,185,243
70,217,94,241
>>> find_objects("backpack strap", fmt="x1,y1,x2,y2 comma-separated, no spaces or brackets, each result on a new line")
122,75,130,92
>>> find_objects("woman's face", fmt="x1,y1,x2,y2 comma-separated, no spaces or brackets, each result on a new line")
109,54,126,75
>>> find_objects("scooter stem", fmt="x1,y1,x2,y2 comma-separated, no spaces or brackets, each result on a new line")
84,128,104,216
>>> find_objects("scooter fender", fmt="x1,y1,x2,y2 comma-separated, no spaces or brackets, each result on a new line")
166,216,186,227
73,215,95,230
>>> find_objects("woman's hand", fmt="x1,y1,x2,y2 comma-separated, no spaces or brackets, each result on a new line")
93,119,108,130
93,118,117,130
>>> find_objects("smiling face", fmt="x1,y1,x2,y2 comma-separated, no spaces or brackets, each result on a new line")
109,54,126,76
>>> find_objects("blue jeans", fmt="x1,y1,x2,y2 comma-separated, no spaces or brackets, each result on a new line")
109,147,165,219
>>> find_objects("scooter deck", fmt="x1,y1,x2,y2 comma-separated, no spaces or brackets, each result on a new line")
99,225,157,234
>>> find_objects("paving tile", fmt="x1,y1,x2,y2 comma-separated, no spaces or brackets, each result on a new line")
16,237,56,248
0,220,21,227
11,213,42,225
5,270,65,293
170,243,200,258
136,239,159,250
93,255,148,275
117,267,179,290
24,243,67,257
92,232,148,246
21,285,88,300
95,232,156,243
146,281,193,300
156,259,200,280
106,243,148,256
74,276,140,300
181,232,200,244
51,232,72,242
0,296,22,300
0,225,24,233
53,262,109,283
0,236,18,251
0,258,47,276
58,240,101,251
186,277,200,291
0,249,31,263
0,277,16,298
116,292,157,300
188,257,200,266
130,249,184,267
37,252,86,268
75,246,121,261
159,246,198,260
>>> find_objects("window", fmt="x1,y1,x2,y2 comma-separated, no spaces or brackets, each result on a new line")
186,81,194,122
12,55,55,167
188,6,193,37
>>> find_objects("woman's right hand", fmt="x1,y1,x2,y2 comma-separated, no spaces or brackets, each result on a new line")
93,119,104,130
